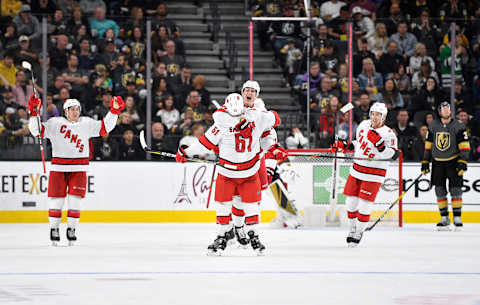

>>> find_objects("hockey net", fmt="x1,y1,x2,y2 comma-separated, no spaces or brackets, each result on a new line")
286,149,403,227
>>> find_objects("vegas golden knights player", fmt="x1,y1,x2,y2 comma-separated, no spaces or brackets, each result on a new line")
421,102,470,230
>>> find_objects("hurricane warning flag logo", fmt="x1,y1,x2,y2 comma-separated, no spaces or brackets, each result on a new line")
435,132,450,151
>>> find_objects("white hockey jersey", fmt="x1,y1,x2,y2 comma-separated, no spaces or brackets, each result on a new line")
29,112,118,172
186,107,278,178
350,119,398,183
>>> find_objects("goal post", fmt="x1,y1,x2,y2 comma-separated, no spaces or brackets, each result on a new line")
286,148,403,227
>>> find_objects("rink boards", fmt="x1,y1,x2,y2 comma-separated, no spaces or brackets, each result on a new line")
0,161,479,223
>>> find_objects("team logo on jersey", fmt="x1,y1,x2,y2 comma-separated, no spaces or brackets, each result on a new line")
435,132,450,151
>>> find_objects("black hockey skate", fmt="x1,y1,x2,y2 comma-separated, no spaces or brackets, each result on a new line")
247,230,265,256
453,216,463,231
66,227,77,246
50,228,60,246
348,232,363,248
224,228,235,246
436,216,451,231
207,235,227,256
235,226,249,248
346,231,355,245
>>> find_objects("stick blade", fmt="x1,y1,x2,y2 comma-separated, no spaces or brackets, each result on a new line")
139,130,148,150
340,102,354,114
22,61,32,71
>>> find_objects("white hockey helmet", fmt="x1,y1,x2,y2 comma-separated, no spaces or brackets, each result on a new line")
63,98,81,112
254,98,266,111
241,80,260,95
224,93,244,116
369,102,388,121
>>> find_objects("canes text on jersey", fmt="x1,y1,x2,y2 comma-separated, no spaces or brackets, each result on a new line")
60,125,84,152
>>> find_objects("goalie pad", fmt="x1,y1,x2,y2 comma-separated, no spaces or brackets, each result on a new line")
269,179,299,217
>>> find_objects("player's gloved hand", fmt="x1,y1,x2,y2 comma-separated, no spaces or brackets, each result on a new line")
176,145,188,163
421,160,430,175
234,118,254,138
456,159,467,176
213,145,219,155
367,129,385,152
330,139,354,153
27,94,42,116
109,96,126,115
268,144,288,162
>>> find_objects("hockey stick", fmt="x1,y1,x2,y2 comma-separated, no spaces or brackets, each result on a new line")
365,173,423,231
287,153,392,162
22,61,46,174
206,164,216,209
139,130,236,169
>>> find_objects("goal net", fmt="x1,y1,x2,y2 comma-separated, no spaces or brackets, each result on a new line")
286,149,403,227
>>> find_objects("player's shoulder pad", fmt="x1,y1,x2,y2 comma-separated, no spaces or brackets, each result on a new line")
212,108,232,127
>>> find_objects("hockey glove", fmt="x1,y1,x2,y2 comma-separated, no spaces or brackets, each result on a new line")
176,145,188,163
109,96,126,115
330,139,354,153
367,129,385,152
268,144,288,162
456,159,467,176
421,160,430,175
234,118,254,138
27,94,42,116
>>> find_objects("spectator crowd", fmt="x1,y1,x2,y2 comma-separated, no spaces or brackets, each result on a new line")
252,0,480,161
1,0,480,162
0,0,216,161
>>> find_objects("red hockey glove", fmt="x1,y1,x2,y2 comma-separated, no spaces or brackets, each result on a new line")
330,139,354,153
109,96,126,115
213,145,219,155
367,129,385,152
176,144,188,163
234,118,254,138
27,94,42,116
268,144,288,162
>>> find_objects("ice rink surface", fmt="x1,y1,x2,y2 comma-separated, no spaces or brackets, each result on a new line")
0,223,479,305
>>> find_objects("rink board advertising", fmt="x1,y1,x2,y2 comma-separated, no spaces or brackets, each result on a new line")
1,162,479,222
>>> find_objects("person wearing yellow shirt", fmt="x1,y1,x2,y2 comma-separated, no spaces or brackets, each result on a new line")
0,52,18,87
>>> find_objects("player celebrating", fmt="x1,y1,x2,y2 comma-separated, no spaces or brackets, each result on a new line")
176,92,280,256
28,95,125,246
332,102,399,247
421,101,470,230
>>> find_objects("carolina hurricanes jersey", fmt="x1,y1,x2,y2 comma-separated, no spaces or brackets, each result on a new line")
186,107,279,178
350,119,398,183
29,113,118,172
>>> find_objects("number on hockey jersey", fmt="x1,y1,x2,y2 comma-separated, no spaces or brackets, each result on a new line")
235,134,252,153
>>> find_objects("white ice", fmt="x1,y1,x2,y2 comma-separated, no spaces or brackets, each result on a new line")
0,223,479,305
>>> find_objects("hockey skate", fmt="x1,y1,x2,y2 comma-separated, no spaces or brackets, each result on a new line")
436,216,451,231
348,232,363,248
225,228,235,246
453,216,463,231
66,227,77,246
207,235,228,256
346,229,356,246
50,228,60,246
234,226,249,248
247,230,265,256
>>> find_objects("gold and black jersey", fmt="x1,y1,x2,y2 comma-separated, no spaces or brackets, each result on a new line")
424,119,470,162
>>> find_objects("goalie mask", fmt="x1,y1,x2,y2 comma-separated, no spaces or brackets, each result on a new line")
224,93,244,116
369,102,387,121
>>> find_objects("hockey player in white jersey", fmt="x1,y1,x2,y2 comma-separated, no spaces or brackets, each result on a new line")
332,102,399,247
28,94,125,246
176,92,280,255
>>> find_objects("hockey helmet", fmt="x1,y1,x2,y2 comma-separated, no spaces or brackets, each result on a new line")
241,80,260,95
63,98,81,112
369,102,388,121
224,93,244,116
